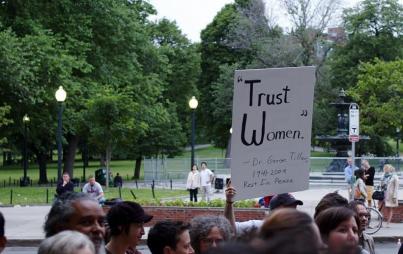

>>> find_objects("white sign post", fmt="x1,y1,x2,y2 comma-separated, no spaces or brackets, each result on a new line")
349,103,360,168
230,67,316,200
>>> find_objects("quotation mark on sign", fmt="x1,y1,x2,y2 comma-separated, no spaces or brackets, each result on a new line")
237,76,243,83
300,110,308,117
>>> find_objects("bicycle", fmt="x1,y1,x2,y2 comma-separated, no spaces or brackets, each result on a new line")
365,187,384,235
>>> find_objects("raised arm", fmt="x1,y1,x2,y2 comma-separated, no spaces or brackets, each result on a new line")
224,184,237,234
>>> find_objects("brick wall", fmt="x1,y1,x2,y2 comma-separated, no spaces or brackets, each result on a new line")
142,206,267,226
381,200,403,223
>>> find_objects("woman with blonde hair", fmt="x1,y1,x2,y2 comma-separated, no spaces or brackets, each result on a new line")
381,164,399,227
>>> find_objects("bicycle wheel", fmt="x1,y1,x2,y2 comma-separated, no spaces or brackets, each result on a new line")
366,207,382,235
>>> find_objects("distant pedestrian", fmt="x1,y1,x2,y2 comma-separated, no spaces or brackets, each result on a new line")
380,164,399,227
82,176,105,205
56,172,75,198
0,212,7,253
344,157,359,201
186,165,201,202
113,173,123,188
354,169,367,202
199,162,214,202
361,160,375,207
38,230,95,254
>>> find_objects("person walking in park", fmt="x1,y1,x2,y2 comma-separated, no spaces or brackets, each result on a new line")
361,160,375,207
44,192,106,254
56,172,75,198
354,169,367,202
380,164,399,227
199,162,214,202
83,176,105,205
344,157,358,201
186,165,201,202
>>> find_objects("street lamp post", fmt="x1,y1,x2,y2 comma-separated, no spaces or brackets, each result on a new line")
21,114,30,186
55,86,67,181
397,127,401,171
189,96,198,169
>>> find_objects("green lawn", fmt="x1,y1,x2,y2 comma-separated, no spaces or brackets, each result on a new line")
0,187,188,206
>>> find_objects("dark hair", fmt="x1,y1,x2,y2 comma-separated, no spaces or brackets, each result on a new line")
107,201,152,236
44,192,98,237
348,200,366,233
191,164,198,171
258,208,321,254
205,242,262,254
147,221,190,254
201,162,207,167
0,212,4,236
355,169,365,179
314,192,348,218
315,206,359,241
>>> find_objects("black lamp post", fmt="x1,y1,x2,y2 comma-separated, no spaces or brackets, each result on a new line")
397,127,401,171
21,114,30,186
189,96,198,169
55,86,67,181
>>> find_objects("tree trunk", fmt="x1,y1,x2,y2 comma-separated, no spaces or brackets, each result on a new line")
36,151,49,184
105,145,112,189
134,156,142,179
63,134,80,178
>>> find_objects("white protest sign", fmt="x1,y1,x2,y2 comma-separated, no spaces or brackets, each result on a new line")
230,67,315,200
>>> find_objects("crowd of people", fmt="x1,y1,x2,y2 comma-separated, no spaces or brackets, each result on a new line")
0,160,400,254
344,158,400,227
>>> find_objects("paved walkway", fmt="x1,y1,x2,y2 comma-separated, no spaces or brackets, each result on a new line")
1,184,403,246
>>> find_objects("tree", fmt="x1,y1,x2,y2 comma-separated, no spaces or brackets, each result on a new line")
348,59,402,155
329,0,403,90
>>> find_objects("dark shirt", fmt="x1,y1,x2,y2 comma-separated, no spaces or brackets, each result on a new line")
364,167,375,186
56,181,74,196
399,243,403,254
114,176,123,187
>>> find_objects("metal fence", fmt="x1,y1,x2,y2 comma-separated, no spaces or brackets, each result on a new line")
144,156,402,183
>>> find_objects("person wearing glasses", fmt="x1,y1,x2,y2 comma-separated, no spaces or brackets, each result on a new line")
349,200,375,254
189,216,233,254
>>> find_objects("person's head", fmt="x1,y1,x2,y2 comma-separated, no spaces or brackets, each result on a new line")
88,176,96,185
258,208,323,254
190,216,233,254
192,165,198,171
148,221,194,254
346,157,353,166
354,169,365,180
107,201,153,248
314,192,348,219
361,160,369,170
269,193,303,211
348,200,368,233
315,207,359,254
38,230,95,254
116,173,120,176
200,162,207,169
44,192,105,254
383,164,395,173
0,212,6,253
62,172,70,182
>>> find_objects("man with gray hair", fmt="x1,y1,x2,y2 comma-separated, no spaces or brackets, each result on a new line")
44,192,106,254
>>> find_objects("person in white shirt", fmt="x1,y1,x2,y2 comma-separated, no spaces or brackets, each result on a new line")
186,164,201,202
199,162,214,202
82,176,105,205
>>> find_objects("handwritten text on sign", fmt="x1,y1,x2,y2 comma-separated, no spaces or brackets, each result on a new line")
230,67,315,200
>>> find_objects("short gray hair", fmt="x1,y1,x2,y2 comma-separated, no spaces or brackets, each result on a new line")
38,230,95,254
190,215,233,254
44,192,98,237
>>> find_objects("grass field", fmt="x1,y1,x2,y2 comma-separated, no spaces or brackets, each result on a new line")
0,187,188,206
